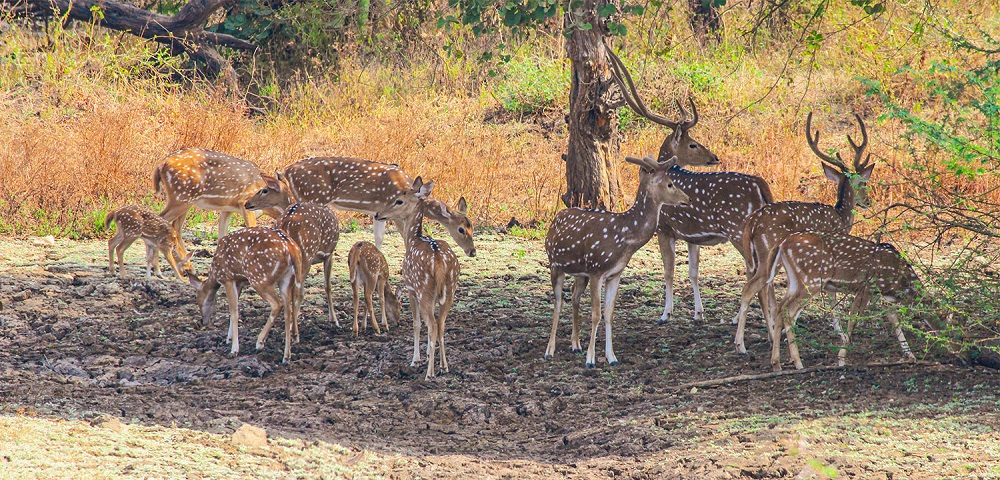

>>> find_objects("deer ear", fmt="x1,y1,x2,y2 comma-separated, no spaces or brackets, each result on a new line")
821,163,843,183
859,162,875,181
411,176,423,191
656,155,678,170
457,197,468,215
187,273,203,290
417,180,434,198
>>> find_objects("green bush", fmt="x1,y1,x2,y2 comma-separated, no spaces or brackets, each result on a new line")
493,56,568,114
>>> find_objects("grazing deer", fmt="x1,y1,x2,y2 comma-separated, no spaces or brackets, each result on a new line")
105,205,194,281
347,241,402,336
544,155,691,368
243,157,476,256
757,232,919,371
187,227,305,364
732,112,876,354
268,202,342,328
607,48,774,323
154,148,281,259
374,178,460,380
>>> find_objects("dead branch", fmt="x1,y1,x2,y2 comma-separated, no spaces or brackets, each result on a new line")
677,361,939,390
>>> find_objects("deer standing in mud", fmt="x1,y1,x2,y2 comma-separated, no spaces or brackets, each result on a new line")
375,178,461,380
105,205,194,281
607,48,774,323
244,157,476,256
732,113,876,354
347,241,401,336
154,148,281,258
757,231,919,371
544,155,690,368
188,226,305,364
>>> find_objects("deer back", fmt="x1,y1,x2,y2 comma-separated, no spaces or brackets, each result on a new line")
402,237,459,302
282,157,410,213
275,202,340,266
210,226,304,288
657,167,773,243
347,241,388,286
154,149,266,208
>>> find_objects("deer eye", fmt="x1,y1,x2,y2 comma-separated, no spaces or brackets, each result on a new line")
395,199,404,205
667,182,675,188
689,144,698,149
261,188,269,194
458,227,466,235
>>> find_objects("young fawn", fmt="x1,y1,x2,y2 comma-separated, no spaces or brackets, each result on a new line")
105,205,193,281
544,155,690,368
375,178,461,380
347,241,401,336
188,227,305,364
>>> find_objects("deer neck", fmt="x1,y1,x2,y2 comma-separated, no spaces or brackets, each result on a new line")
396,208,427,253
833,177,857,230
620,182,661,247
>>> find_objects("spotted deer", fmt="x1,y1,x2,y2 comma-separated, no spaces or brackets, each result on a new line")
105,205,194,281
544,155,691,368
732,112,876,354
243,157,476,256
187,227,305,364
756,232,919,371
374,178,460,380
347,241,402,336
154,148,282,259
607,48,774,323
268,202,342,328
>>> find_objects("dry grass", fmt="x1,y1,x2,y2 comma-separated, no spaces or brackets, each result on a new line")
0,0,996,237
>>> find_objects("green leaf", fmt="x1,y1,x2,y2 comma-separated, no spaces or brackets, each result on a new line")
608,21,627,36
579,22,593,31
597,3,617,18
503,11,523,27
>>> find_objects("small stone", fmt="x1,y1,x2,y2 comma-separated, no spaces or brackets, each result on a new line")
232,423,267,448
31,235,56,247
92,415,126,433
690,387,698,394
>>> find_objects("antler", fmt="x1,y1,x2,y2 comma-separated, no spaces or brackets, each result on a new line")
675,98,698,130
606,46,687,130
846,113,872,172
805,112,850,173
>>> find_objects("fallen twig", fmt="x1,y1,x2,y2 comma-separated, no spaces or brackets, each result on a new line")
678,361,937,390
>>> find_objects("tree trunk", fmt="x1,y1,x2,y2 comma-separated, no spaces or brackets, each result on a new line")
561,0,621,210
688,0,723,44
2,0,254,92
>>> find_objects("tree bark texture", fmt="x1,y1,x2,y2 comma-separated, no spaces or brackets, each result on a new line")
1,0,254,92
561,0,622,210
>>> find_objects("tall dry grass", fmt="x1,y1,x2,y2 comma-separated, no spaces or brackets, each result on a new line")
0,0,996,237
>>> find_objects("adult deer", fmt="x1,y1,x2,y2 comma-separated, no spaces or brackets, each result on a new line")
272,202,342,328
732,112,876,354
374,178,460,379
544,155,690,368
188,226,305,364
607,48,774,323
243,157,476,257
154,148,281,258
757,232,919,371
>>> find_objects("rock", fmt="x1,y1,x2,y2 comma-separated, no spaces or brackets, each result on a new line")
98,283,123,296
31,235,56,247
92,415,126,433
11,291,30,302
232,423,268,448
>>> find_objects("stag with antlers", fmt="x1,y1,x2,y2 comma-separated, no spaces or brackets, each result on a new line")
732,112,876,354
607,47,774,323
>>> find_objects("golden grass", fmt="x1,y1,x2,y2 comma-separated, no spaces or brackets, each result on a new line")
0,1,997,237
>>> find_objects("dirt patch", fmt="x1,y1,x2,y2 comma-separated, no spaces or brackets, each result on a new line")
1,233,998,478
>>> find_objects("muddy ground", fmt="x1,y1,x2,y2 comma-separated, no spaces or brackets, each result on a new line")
1,227,998,478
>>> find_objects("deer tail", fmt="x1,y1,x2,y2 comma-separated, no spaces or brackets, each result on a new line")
153,164,163,195
104,208,118,230
763,238,786,286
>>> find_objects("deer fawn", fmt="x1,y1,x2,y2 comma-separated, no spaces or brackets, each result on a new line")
607,49,774,323
105,205,194,281
347,241,402,336
188,227,305,364
154,148,281,259
732,112,876,354
545,155,690,368
758,232,919,371
374,178,460,380
244,157,476,256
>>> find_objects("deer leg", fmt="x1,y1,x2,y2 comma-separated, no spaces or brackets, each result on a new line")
116,236,138,279
366,282,381,335
658,232,677,324
544,271,565,359
377,277,389,332
603,275,622,366
324,257,339,327
887,311,916,362
352,279,361,337
837,291,869,366
143,242,160,278
241,207,257,228
217,211,233,239
770,281,809,372
438,286,455,373
410,291,422,366
159,203,191,258
162,248,187,281
422,297,437,379
688,243,704,321
585,277,604,369
373,217,387,250
108,231,123,275
278,278,296,364
733,266,771,354
570,276,588,354
255,287,284,352
223,282,240,355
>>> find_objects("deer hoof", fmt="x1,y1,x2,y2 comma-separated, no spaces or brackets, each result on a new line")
609,360,619,367
585,362,595,369
571,348,583,354
693,311,704,322
735,344,747,355
543,354,553,359
657,315,671,326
